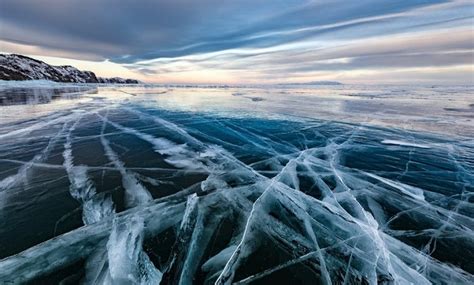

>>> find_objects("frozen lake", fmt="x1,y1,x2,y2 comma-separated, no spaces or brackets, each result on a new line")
0,82,473,284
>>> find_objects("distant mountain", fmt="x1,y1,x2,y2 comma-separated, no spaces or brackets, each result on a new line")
281,81,343,85
0,54,140,84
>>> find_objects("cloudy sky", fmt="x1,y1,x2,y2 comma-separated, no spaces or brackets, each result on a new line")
1,0,473,84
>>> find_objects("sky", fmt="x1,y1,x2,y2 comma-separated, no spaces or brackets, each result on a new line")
0,0,473,84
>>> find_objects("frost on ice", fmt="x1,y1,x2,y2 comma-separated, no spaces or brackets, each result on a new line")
0,84,473,284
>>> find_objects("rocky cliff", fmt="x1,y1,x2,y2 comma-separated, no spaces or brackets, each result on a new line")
0,54,139,84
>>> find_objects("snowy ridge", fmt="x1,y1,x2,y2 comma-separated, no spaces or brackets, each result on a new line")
0,54,139,84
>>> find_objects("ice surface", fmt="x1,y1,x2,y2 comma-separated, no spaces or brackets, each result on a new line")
0,83,473,284
105,215,162,284
381,140,432,149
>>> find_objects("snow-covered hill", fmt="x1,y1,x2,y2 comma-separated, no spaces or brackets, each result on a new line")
0,54,139,84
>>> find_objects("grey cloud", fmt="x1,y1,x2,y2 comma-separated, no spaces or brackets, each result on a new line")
0,0,452,63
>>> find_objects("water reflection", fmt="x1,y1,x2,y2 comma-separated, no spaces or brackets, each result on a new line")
0,87,97,106
0,84,472,137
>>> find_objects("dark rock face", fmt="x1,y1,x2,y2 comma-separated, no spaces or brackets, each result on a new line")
0,54,139,84
97,77,140,84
